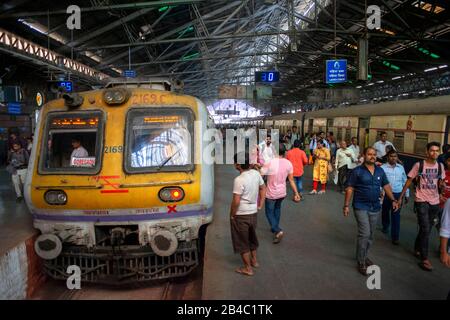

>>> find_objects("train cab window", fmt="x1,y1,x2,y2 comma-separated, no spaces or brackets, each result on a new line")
39,111,104,174
125,108,194,173
393,132,404,152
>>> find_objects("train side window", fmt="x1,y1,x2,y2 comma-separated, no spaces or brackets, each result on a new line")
414,132,429,155
345,128,351,143
124,108,194,173
39,111,103,174
393,132,404,152
337,128,343,141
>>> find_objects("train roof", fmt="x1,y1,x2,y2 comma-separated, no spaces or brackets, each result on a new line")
268,95,450,120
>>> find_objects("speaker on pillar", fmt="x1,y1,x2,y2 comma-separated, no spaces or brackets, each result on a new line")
357,37,368,81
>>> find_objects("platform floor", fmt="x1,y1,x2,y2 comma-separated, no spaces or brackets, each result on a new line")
203,165,450,300
0,168,35,256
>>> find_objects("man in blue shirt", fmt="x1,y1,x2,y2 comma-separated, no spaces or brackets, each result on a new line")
344,147,399,276
381,150,409,245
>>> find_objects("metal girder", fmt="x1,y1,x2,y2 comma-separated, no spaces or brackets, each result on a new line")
380,0,415,37
0,28,109,83
0,0,206,18
81,29,356,50
66,8,154,47
96,0,243,67
211,0,249,35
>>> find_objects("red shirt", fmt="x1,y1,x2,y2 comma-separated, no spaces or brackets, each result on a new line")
286,148,308,177
440,169,450,208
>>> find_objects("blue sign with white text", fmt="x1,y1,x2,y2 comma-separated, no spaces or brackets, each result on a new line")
7,102,21,115
326,59,347,84
123,70,136,78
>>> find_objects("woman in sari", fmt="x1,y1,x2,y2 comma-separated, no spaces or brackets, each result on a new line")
310,140,331,194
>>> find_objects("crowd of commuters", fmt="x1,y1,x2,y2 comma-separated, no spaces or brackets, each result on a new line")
229,127,450,281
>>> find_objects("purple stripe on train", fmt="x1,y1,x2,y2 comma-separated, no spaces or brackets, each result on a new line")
32,207,213,222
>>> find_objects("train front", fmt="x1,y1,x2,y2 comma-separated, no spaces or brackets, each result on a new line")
24,85,214,284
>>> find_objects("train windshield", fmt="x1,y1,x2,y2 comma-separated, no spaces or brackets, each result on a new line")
125,108,194,173
39,111,103,174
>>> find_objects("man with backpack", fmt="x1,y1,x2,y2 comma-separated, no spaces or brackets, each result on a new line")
398,142,445,272
6,142,29,202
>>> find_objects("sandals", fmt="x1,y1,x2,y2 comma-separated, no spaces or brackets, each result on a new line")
251,261,260,268
235,267,254,276
418,260,433,272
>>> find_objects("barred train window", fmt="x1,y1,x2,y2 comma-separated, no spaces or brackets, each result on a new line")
414,133,429,156
125,108,194,173
337,128,343,141
393,132,404,152
345,128,351,142
39,111,103,174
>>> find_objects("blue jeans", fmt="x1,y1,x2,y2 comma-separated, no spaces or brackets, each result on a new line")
265,198,284,234
382,192,402,241
294,176,303,193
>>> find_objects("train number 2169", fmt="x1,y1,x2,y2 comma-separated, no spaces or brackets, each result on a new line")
104,146,123,153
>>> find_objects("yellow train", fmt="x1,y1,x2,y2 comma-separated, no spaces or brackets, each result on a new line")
24,79,214,284
266,95,450,170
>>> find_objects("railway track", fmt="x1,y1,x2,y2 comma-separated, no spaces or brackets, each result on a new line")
31,264,203,300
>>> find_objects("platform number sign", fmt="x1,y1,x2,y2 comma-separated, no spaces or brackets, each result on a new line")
57,81,73,93
255,71,279,83
325,60,347,84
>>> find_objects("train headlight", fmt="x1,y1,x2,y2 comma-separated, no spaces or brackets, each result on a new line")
44,190,68,205
158,187,185,202
103,88,130,105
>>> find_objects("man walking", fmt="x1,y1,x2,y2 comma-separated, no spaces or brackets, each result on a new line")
258,134,276,165
286,139,308,199
344,147,399,275
261,144,300,243
398,142,445,271
230,152,266,276
373,131,395,161
6,142,29,202
381,150,409,245
335,140,356,193
290,126,300,146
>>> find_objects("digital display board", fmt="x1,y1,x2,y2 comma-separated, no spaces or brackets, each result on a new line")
57,81,73,92
255,71,279,83
51,117,99,129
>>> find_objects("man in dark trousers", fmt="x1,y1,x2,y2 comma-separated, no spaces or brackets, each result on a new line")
343,147,399,276
398,142,445,272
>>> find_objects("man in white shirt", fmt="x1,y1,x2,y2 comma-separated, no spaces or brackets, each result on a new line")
230,152,266,276
348,137,361,169
290,126,300,146
335,140,356,193
70,137,88,163
259,134,276,164
373,131,395,160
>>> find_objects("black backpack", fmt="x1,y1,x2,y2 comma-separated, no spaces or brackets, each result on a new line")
413,160,444,193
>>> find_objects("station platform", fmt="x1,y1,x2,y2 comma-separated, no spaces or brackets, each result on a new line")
203,165,450,300
0,169,35,257
0,168,42,299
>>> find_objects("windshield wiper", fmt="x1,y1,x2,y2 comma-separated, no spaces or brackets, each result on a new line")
156,147,181,171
